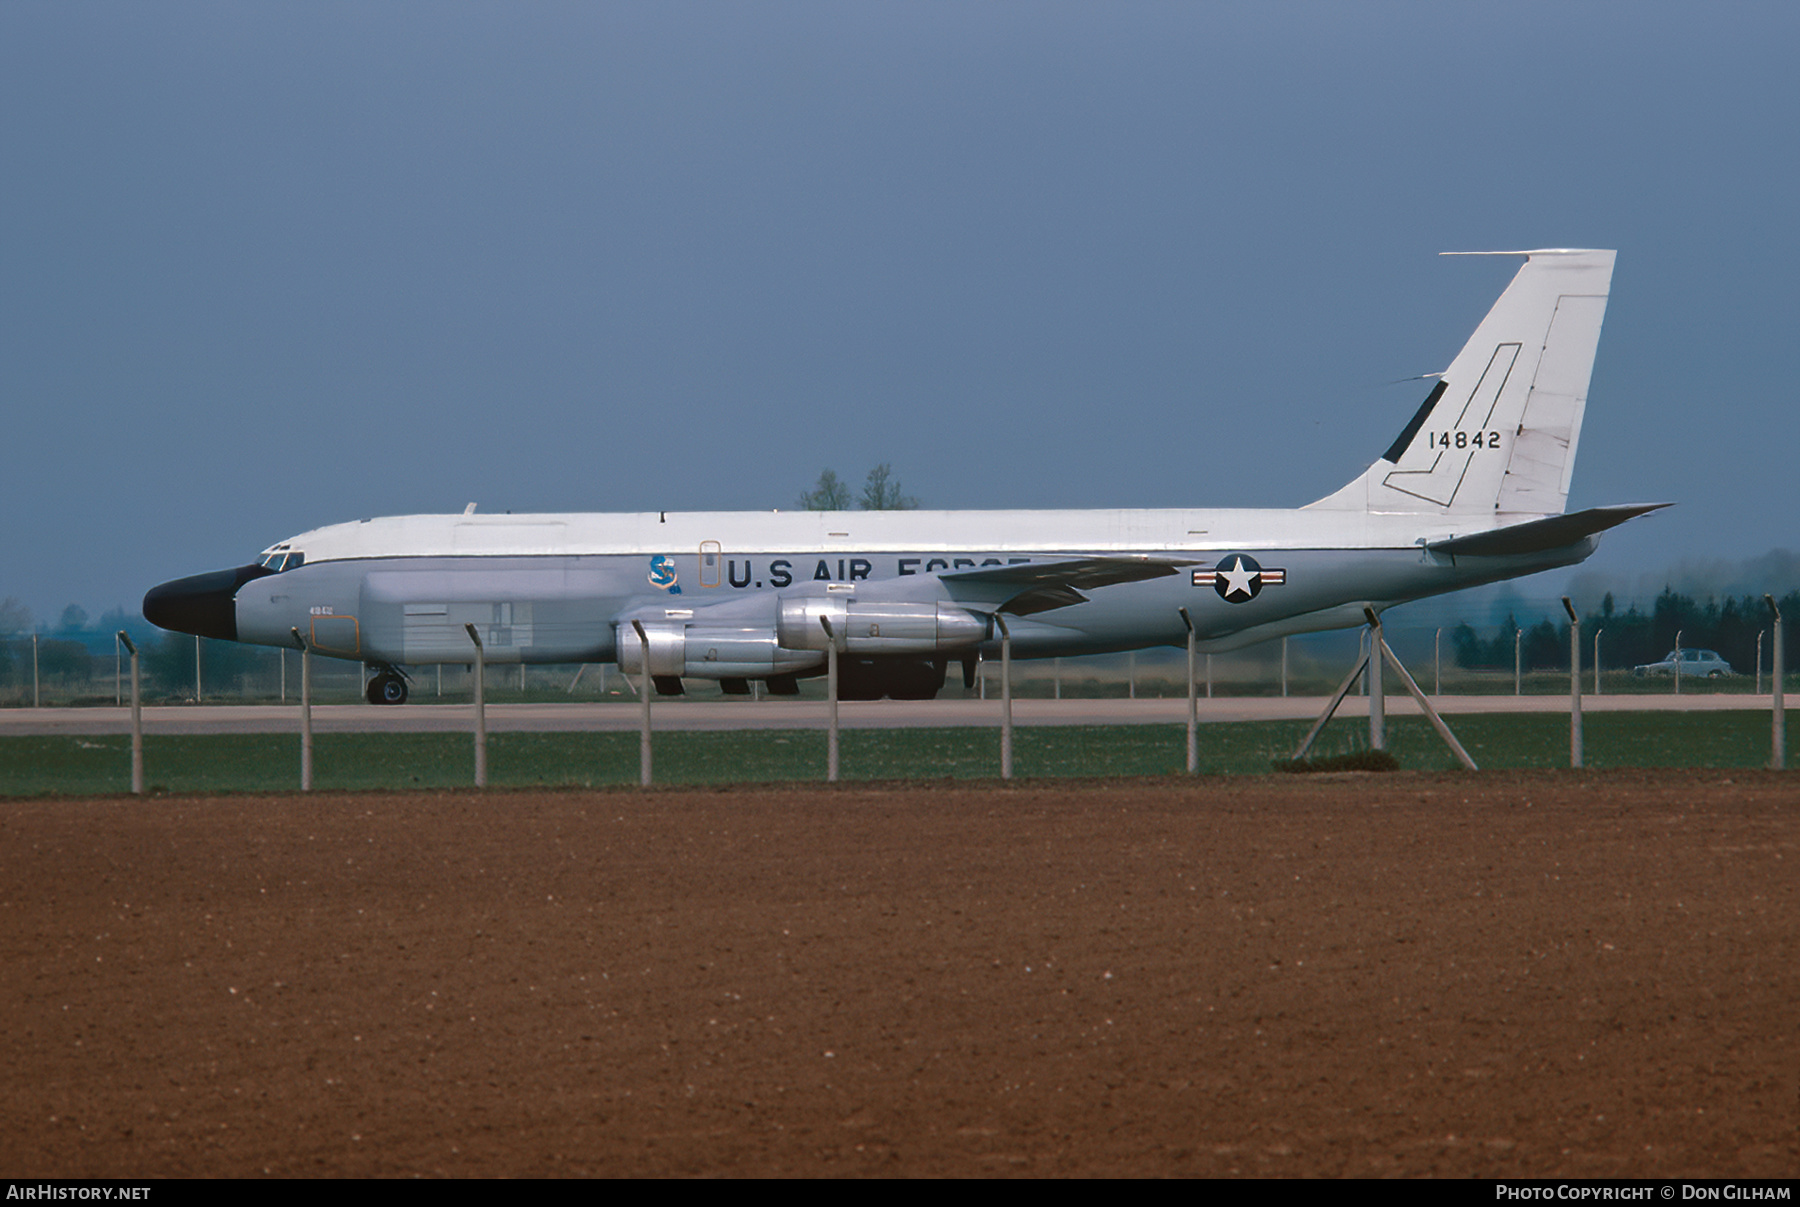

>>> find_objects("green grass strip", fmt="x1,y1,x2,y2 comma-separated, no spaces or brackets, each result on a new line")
0,711,1787,797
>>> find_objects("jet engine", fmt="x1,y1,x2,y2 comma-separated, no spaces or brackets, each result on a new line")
614,597,990,698
615,622,825,684
774,598,988,654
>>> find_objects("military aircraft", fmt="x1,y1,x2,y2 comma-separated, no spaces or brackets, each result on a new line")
145,248,1661,704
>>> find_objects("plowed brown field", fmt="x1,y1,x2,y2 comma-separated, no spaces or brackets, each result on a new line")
3,771,1796,1177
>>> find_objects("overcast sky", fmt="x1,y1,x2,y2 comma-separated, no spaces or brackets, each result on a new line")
3,1,1795,624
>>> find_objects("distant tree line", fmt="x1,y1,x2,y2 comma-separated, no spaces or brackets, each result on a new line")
0,628,290,699
0,599,103,690
1451,589,1800,674
797,464,919,511
0,595,283,699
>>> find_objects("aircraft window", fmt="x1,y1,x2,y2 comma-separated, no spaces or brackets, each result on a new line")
287,552,304,570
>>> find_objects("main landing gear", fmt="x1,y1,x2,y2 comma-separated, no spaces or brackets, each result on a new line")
366,667,409,705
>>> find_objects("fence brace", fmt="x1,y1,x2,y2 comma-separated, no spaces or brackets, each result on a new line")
1292,608,1478,770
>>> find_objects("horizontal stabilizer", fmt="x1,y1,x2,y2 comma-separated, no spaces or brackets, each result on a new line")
943,556,1192,616
1427,503,1670,557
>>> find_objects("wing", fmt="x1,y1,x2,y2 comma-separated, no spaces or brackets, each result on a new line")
940,556,1195,616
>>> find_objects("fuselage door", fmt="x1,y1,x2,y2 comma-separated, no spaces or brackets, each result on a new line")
311,615,360,656
700,540,722,588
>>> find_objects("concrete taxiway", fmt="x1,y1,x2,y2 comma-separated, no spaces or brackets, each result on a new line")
0,692,1780,736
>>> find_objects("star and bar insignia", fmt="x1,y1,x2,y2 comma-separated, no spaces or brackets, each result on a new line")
1193,554,1287,603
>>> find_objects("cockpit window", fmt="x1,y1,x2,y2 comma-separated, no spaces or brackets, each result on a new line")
257,547,305,572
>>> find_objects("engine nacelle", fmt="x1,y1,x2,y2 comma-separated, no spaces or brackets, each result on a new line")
615,622,825,680
775,597,988,654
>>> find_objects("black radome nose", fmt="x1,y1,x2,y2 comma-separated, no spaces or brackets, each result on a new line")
142,564,275,642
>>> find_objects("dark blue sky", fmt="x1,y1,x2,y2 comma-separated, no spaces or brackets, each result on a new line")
3,2,1796,622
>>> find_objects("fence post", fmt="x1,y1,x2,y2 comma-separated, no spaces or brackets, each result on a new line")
1563,597,1582,769
1178,608,1197,774
821,616,839,784
996,614,1013,780
465,623,486,788
1368,614,1385,751
1514,629,1521,696
1595,628,1604,696
1767,597,1785,771
291,629,313,791
118,632,142,795
632,620,652,787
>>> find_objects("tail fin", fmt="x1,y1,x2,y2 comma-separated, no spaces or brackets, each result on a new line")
1308,248,1615,516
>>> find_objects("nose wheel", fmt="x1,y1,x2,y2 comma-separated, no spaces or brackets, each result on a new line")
367,670,409,706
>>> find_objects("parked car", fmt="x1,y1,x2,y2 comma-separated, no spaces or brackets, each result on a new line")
1632,649,1734,678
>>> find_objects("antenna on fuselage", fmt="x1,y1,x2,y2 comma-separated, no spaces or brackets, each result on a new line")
464,503,477,515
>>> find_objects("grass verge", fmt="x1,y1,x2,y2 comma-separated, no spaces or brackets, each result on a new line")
0,711,1788,796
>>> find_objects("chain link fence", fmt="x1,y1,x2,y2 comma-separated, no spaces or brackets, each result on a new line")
2,601,1793,707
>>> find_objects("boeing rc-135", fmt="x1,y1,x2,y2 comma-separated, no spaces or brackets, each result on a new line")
145,249,1661,704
